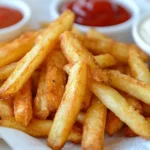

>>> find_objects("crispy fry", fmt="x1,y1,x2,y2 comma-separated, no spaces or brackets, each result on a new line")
34,67,49,119
91,81,150,138
105,111,124,136
0,10,75,97
94,54,117,68
0,98,13,119
107,70,150,105
14,80,32,127
125,66,132,76
110,65,125,73
61,31,108,83
129,48,150,83
48,61,87,149
0,117,81,141
77,112,85,125
0,42,9,47
0,62,17,80
82,96,107,150
124,126,137,137
63,64,92,110
46,50,67,112
0,31,40,68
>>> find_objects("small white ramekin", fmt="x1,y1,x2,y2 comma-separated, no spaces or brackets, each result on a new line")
0,0,31,42
132,13,150,55
49,0,139,42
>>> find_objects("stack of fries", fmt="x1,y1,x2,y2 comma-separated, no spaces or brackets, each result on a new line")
0,10,150,150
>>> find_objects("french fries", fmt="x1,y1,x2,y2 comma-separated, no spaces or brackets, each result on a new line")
0,31,40,67
0,10,75,97
94,54,117,68
0,62,17,81
129,48,150,83
91,81,150,138
0,117,82,142
45,50,67,112
105,111,124,136
82,96,107,150
48,61,87,149
34,67,49,119
13,80,32,127
142,103,150,117
0,98,13,119
77,112,85,125
107,70,150,105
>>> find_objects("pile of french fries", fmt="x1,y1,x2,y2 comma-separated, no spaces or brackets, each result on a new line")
1,10,150,150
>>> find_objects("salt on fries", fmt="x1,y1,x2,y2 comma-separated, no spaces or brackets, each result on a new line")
0,10,150,150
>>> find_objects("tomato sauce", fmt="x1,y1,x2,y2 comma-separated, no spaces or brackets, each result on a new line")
60,0,131,27
0,6,23,29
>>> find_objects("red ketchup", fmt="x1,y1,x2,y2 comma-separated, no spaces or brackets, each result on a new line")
60,0,131,27
0,6,23,29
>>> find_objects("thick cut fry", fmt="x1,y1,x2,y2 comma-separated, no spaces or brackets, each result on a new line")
34,68,49,119
94,54,117,68
110,65,125,73
129,48,150,83
0,117,81,142
0,98,13,119
0,10,75,97
85,29,148,63
82,96,107,150
107,70,150,105
105,111,124,136
0,31,40,67
46,50,67,112
61,31,108,83
77,112,85,125
91,81,150,138
48,62,87,149
14,80,32,127
0,62,17,80
0,42,9,47
63,64,92,110
125,66,132,76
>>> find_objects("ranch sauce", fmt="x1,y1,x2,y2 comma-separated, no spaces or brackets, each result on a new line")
139,17,150,46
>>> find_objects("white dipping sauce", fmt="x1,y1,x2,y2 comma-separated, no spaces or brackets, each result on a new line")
139,17,150,46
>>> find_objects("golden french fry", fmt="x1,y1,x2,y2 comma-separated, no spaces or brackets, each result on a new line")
0,62,17,80
14,80,32,127
142,103,150,117
129,48,150,83
0,31,40,68
40,22,50,28
34,67,49,119
61,31,108,83
0,42,9,47
91,81,150,138
125,66,132,76
107,70,150,105
0,98,13,119
110,65,125,73
46,50,67,112
94,54,117,68
0,117,81,142
77,112,85,125
105,111,124,136
82,96,107,150
85,29,148,63
0,10,75,97
48,61,87,149
63,64,92,111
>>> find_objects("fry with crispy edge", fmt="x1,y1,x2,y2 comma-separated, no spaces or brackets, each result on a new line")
0,31,40,67
0,10,75,97
0,117,82,142
91,81,150,138
48,61,87,149
0,98,13,118
34,67,49,119
14,79,32,127
0,62,17,80
61,31,108,83
46,50,67,112
129,48,150,83
82,96,107,150
107,70,150,105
